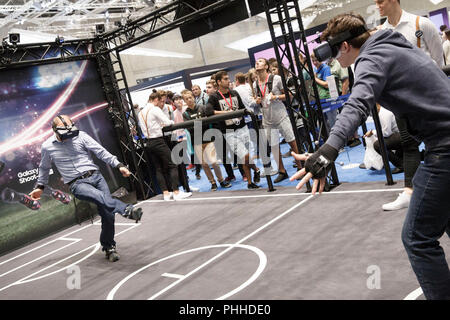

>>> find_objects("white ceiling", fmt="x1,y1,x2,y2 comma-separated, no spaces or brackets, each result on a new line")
0,0,361,40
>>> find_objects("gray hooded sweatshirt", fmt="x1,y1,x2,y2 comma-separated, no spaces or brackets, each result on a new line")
327,29,450,152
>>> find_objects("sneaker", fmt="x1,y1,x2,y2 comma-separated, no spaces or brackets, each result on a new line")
103,246,120,262
274,171,289,183
163,192,173,201
382,191,411,211
186,164,195,170
124,205,143,223
261,168,278,177
51,189,71,204
248,183,261,190
225,176,236,183
232,164,238,170
359,163,366,169
253,170,261,183
211,183,218,191
220,180,232,188
196,174,201,180
173,191,192,201
188,186,200,192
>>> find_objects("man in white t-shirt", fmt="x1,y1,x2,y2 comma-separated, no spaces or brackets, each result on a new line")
375,0,443,211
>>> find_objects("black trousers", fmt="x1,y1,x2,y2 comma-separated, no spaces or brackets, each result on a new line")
147,137,179,192
395,118,421,188
373,132,403,170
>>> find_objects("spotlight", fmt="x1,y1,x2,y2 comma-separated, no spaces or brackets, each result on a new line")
55,36,64,45
96,24,105,34
9,33,20,45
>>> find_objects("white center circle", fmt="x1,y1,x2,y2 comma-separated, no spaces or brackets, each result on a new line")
107,243,267,300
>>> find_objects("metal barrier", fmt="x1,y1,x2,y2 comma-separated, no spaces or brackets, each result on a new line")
162,109,276,192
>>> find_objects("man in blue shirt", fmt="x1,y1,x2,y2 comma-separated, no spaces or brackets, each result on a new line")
29,115,143,262
311,53,338,132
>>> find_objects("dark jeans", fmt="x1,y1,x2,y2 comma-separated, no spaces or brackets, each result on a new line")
70,171,128,249
373,132,403,169
401,149,450,300
147,137,179,192
396,118,421,188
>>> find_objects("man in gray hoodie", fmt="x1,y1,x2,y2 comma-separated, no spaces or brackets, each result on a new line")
291,13,450,299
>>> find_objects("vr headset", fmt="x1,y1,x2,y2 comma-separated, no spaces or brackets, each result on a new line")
53,115,79,141
313,25,369,62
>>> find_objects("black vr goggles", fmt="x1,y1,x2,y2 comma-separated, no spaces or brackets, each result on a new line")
313,25,369,62
53,115,79,141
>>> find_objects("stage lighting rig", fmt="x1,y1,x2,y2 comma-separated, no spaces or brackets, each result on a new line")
9,33,20,45
96,24,106,35
55,36,65,45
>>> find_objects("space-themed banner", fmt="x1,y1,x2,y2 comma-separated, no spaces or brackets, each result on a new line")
0,59,129,255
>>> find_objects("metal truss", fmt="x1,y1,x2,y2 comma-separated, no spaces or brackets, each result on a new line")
263,0,339,189
95,39,155,200
101,0,242,52
0,37,96,69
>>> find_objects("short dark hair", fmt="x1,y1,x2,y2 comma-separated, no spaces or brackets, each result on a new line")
321,13,370,49
215,71,228,82
235,72,246,84
149,91,161,101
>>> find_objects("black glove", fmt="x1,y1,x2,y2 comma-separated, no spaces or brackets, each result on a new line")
304,144,338,178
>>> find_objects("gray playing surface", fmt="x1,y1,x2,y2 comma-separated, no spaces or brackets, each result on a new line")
0,181,448,300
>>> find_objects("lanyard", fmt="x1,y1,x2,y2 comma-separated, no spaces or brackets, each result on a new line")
218,90,233,110
258,74,269,97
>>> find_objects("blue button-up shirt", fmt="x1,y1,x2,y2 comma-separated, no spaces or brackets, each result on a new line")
37,131,120,185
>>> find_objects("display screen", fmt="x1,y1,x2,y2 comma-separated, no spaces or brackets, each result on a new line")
0,60,128,255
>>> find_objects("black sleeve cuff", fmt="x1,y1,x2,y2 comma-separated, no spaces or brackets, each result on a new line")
117,163,126,169
319,144,339,162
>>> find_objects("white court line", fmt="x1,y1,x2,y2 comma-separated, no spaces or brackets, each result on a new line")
140,188,404,203
0,239,80,278
404,287,423,300
162,273,185,280
0,244,100,292
0,223,94,267
0,219,140,293
147,195,315,300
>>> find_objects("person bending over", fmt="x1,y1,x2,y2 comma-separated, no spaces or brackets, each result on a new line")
291,13,450,300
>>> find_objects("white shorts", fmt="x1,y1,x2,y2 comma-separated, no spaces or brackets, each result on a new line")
264,116,295,146
224,126,250,160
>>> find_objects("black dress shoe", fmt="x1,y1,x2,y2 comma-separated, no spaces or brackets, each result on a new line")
391,167,404,174
247,182,261,189
253,170,261,183
124,205,143,223
274,171,289,183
